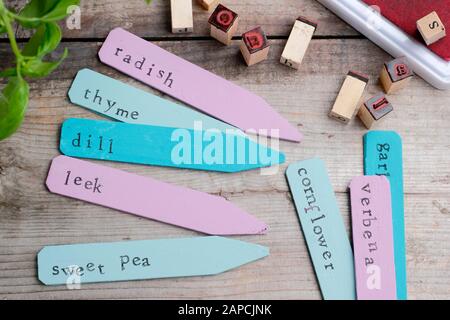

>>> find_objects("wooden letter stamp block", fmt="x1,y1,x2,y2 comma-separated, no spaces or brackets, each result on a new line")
208,4,239,45
197,0,219,11
240,27,270,66
170,0,193,33
417,11,446,46
379,57,413,94
329,71,369,123
358,93,393,129
280,16,317,69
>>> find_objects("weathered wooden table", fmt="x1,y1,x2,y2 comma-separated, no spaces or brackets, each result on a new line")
0,0,449,299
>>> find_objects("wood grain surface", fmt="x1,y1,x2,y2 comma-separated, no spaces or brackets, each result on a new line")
0,0,449,300
4,0,358,39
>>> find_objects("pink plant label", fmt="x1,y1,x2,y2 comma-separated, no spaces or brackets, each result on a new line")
349,175,397,300
46,156,268,235
98,28,301,142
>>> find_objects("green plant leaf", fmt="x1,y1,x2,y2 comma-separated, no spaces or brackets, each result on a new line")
18,0,80,28
0,19,6,34
0,68,17,77
20,0,58,19
41,0,80,21
145,0,153,4
23,22,62,58
22,48,68,78
0,77,30,140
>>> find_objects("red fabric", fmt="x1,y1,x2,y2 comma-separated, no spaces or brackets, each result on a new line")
363,0,449,60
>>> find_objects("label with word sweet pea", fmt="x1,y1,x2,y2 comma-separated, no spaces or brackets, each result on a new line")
38,236,269,285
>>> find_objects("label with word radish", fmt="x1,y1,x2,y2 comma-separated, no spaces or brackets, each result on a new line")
98,27,301,142
364,131,406,300
59,118,285,172
38,236,269,285
349,175,396,300
286,158,356,300
68,68,236,132
46,156,268,235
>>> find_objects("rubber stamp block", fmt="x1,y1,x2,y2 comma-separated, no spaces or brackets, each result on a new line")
208,4,239,45
170,0,193,33
59,118,285,173
417,11,446,46
280,16,317,69
349,176,397,300
357,93,393,129
38,236,269,285
46,156,268,235
379,57,414,94
98,28,301,142
198,0,218,11
364,131,406,300
240,27,270,66
363,0,450,61
286,158,356,300
329,71,369,124
69,69,237,132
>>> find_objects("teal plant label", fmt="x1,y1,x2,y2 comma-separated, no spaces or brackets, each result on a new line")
68,68,236,132
286,158,356,300
364,131,407,300
59,118,285,172
38,237,269,285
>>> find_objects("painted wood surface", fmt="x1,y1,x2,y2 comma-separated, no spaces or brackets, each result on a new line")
0,0,449,299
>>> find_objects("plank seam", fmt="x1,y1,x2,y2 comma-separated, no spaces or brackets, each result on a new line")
0,35,365,43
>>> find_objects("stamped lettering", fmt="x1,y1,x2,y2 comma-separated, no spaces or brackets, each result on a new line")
46,155,268,235
59,118,285,173
98,28,301,142
364,131,406,300
286,158,356,300
350,175,396,300
38,237,269,285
